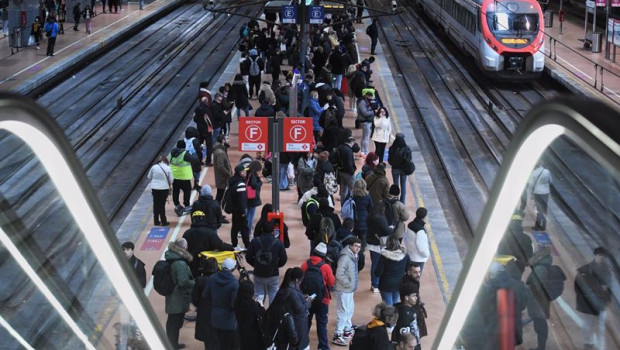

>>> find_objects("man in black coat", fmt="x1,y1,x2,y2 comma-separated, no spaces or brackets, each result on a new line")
366,19,379,55
191,185,224,232
229,164,249,249
183,210,234,277
336,136,359,205
122,241,146,288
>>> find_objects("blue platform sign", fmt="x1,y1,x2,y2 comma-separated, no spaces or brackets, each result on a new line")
282,5,297,24
309,6,324,24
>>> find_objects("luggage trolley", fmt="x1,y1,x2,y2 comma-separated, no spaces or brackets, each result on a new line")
198,249,252,281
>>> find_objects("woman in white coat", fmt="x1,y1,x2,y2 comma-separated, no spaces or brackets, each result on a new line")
371,107,392,163
147,155,173,226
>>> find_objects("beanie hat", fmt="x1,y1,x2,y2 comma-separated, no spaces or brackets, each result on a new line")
200,184,212,197
314,242,327,257
221,257,236,271
389,184,400,196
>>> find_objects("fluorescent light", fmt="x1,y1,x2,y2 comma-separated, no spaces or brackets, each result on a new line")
0,315,35,350
0,120,167,350
436,124,565,349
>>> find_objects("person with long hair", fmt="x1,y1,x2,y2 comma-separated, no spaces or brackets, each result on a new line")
192,257,219,350
235,280,267,350
352,178,372,248
361,152,379,179
246,159,263,236
388,133,412,204
268,267,309,349
371,107,392,163
375,236,410,306
147,155,172,226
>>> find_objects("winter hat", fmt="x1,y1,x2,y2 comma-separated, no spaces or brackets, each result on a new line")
249,49,258,56
200,184,212,197
389,184,400,196
221,257,236,271
235,163,248,174
314,242,327,257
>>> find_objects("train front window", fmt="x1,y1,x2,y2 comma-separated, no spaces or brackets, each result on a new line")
487,2,539,34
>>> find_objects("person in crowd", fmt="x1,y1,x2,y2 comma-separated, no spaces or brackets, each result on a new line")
526,247,556,350
72,3,80,31
388,133,412,204
401,261,421,290
193,95,211,155
297,151,317,200
375,236,410,306
364,302,400,350
332,237,362,346
191,185,224,233
192,257,219,349
147,155,172,226
246,160,263,235
246,220,288,307
184,126,204,191
212,134,232,206
247,49,265,99
400,262,427,340
497,212,533,277
229,73,250,118
357,91,375,156
258,80,276,106
235,280,267,350
575,247,611,350
308,90,323,144
527,162,553,230
44,15,59,56
392,281,421,348
301,242,335,350
230,164,250,249
164,238,195,350
366,18,379,55
372,107,392,163
366,204,393,293
121,241,146,289
182,209,234,277
254,205,291,248
336,136,358,205
384,185,410,241
82,5,93,34
360,152,378,179
204,258,239,349
313,145,338,196
396,333,419,350
31,16,43,50
352,178,372,247
255,95,276,117
169,140,201,216
405,207,430,272
268,267,309,349
210,93,227,151
365,163,390,207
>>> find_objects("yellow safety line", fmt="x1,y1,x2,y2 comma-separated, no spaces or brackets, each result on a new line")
376,52,452,301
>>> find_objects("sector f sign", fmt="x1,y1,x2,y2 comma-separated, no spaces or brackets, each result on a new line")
239,117,269,152
283,118,314,152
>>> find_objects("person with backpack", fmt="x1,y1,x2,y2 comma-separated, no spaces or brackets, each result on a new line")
254,204,290,247
185,126,204,191
163,239,195,350
229,73,250,118
366,205,394,293
235,280,267,350
332,237,362,346
246,49,264,99
204,257,239,350
350,302,399,350
245,160,263,235
365,163,390,207
311,197,342,253
192,257,219,349
352,178,373,247
246,220,288,307
300,242,335,350
405,207,430,272
268,267,309,349
229,163,250,249
366,18,379,55
375,236,410,306
575,247,611,350
384,185,410,241
169,140,201,217
388,133,414,204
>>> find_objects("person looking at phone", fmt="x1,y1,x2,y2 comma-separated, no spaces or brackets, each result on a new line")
332,237,362,346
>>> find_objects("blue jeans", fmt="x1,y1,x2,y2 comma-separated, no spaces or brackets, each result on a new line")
236,105,250,118
334,74,343,91
370,250,381,289
212,127,221,145
253,275,280,307
380,290,400,306
279,165,288,190
247,206,257,234
361,122,372,154
392,168,407,204
308,302,329,350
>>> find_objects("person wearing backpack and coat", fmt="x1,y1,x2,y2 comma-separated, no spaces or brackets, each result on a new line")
205,257,239,350
185,126,204,191
254,204,291,247
366,18,379,55
366,205,394,293
333,237,362,346
246,49,264,99
388,133,413,204
246,220,288,307
357,303,399,350
365,163,390,207
192,257,219,349
191,185,225,233
375,236,410,306
301,243,335,350
229,163,250,249
405,207,430,272
526,247,556,350
235,280,267,350
268,268,309,349
229,73,250,118
169,140,201,216
164,239,195,350
384,185,410,241
245,160,263,235
352,178,373,247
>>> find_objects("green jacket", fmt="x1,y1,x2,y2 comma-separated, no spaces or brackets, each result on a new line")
164,242,195,314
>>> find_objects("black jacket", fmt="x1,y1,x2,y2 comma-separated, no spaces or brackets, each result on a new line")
194,103,212,136
575,261,611,315
255,103,275,117
337,143,356,175
392,302,420,344
192,275,213,342
210,101,227,128
366,212,393,246
191,194,224,230
229,79,250,109
128,255,146,289
388,135,410,170
269,286,309,349
246,234,288,278
229,173,248,214
182,224,234,277
236,298,267,350
246,172,263,208
375,249,409,292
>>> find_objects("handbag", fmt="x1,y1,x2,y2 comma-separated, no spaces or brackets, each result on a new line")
28,35,35,46
246,176,257,200
158,164,172,196
206,116,214,133
266,313,290,350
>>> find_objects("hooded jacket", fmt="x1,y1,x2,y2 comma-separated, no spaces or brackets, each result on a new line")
191,193,223,230
365,167,390,207
384,197,409,239
388,134,411,170
229,172,248,214
164,242,195,314
205,270,239,330
229,78,250,109
213,143,232,189
375,248,409,292
366,318,392,350
335,246,359,293
270,285,310,349
246,233,287,278
258,83,276,106
405,217,430,263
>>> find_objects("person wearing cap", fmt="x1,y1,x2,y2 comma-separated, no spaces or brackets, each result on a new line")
388,133,413,204
213,134,232,205
147,155,173,226
392,281,422,347
246,220,288,306
246,49,265,99
204,257,239,349
575,247,611,350
121,241,146,289
169,140,201,217
405,207,430,273
229,163,250,249
357,90,376,156
164,238,195,349
301,242,335,350
384,185,410,241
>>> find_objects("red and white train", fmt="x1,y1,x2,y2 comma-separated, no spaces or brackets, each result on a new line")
416,0,545,79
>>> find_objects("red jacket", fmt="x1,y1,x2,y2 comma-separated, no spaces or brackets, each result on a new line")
301,256,335,305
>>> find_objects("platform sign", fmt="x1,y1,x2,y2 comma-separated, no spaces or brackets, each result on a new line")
597,0,620,6
609,18,615,42
239,117,269,152
140,227,169,250
282,118,313,152
282,5,297,24
309,6,324,24
614,20,620,46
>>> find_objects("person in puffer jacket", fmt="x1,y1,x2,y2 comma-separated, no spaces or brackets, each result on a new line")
332,237,362,345
375,236,410,306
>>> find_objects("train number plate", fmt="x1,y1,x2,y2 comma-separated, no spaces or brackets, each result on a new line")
501,38,529,44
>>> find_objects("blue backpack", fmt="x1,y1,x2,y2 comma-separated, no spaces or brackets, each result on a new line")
340,194,356,221
184,137,197,155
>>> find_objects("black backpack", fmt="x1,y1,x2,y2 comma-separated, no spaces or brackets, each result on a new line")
383,198,397,227
349,325,370,350
326,239,343,273
255,238,278,269
301,197,319,227
300,259,326,303
152,259,181,296
539,265,566,300
402,148,415,175
221,186,234,214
